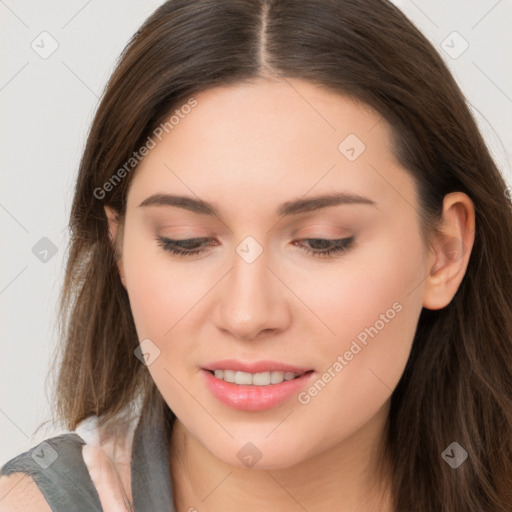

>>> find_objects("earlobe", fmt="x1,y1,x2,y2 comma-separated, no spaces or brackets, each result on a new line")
104,206,127,289
422,192,475,310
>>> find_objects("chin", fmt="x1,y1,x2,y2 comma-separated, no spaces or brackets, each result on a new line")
199,433,316,471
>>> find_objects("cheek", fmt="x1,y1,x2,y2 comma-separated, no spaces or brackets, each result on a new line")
290,224,425,344
121,239,204,405
122,233,208,339
121,231,220,408
298,292,421,448
293,228,426,431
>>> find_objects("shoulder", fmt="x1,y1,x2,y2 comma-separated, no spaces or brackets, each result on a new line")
0,433,102,512
0,472,51,511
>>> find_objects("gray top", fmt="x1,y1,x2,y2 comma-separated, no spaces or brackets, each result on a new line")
0,402,176,511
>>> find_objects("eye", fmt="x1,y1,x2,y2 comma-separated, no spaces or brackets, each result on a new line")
292,237,355,258
156,236,214,256
156,236,354,259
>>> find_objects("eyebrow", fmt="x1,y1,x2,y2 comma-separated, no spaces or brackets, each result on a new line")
138,192,377,217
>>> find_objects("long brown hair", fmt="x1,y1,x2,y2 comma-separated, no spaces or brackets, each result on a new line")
53,0,512,509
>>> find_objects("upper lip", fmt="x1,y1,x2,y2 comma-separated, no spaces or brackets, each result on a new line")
202,359,313,374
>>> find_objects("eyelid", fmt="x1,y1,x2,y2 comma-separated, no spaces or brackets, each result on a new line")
156,234,355,259
292,221,353,235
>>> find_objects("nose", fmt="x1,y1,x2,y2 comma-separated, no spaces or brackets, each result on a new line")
214,244,291,340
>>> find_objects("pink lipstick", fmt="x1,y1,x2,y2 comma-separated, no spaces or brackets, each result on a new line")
201,359,316,411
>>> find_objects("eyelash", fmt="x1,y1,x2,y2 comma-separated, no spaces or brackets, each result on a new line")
155,236,354,259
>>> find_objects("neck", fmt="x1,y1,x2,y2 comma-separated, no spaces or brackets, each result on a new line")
169,401,393,512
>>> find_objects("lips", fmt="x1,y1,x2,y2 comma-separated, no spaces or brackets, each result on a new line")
201,359,316,411
202,359,312,374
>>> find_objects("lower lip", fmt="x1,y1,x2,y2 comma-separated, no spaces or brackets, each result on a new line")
202,369,316,411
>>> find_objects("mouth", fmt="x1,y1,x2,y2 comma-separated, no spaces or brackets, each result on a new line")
206,369,314,386
200,362,316,411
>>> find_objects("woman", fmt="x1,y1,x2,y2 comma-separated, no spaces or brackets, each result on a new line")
1,0,511,510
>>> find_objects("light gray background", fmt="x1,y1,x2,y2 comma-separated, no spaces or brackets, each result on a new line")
1,0,511,466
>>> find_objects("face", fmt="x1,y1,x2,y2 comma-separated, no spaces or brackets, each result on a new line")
108,78,433,469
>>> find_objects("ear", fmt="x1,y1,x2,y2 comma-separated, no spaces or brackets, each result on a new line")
104,206,127,289
422,192,475,310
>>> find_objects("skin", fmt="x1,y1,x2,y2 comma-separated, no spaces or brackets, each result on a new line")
99,77,474,512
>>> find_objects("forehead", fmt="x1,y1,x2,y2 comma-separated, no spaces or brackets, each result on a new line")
127,77,415,218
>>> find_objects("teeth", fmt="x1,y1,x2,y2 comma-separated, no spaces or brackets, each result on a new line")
252,372,270,386
212,369,301,385
270,371,284,384
222,369,236,382
236,371,253,385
